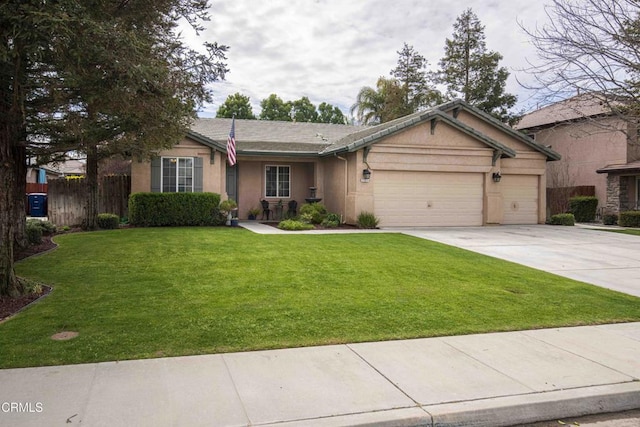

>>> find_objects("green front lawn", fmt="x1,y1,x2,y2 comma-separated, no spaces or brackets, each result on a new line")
3,227,639,368
609,229,640,236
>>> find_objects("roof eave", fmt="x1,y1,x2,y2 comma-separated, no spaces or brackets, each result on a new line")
186,130,227,151
237,150,321,157
438,100,561,161
320,109,517,158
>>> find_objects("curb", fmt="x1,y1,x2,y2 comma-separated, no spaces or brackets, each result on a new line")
260,382,640,427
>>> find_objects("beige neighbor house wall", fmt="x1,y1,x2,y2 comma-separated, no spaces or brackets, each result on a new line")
130,137,226,194
531,118,629,209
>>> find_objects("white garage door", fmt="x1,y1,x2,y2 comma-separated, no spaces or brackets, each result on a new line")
502,175,539,224
373,171,483,227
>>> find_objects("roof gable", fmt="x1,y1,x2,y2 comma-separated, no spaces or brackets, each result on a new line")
320,106,517,159
438,100,560,161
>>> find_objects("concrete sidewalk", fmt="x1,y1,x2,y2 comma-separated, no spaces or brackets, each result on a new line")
1,322,639,427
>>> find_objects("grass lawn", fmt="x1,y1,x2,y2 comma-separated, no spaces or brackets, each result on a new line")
608,229,640,236
3,227,640,369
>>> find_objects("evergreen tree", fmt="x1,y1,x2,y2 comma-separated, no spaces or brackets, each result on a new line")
391,43,442,111
438,8,517,122
1,0,227,295
217,93,256,119
259,94,292,121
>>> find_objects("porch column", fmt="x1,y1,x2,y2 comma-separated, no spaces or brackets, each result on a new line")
605,174,621,213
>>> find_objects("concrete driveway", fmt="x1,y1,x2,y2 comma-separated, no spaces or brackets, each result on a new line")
392,225,640,298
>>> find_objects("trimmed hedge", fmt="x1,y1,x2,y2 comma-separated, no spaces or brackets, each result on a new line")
602,213,618,226
550,213,575,226
277,219,314,231
129,192,222,227
619,211,640,228
568,196,598,222
97,213,120,229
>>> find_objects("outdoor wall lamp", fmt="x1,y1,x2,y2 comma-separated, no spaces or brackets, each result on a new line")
492,171,502,182
362,168,372,182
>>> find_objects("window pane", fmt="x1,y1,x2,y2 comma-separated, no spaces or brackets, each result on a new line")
265,166,277,197
178,158,193,192
162,158,177,192
279,166,290,197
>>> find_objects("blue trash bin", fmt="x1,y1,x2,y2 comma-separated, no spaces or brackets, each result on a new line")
28,193,48,217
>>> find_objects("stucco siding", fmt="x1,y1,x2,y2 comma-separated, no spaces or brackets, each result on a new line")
454,110,535,153
535,118,628,208
130,137,225,194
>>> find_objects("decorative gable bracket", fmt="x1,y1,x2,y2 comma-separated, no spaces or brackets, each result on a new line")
363,146,372,166
492,150,502,166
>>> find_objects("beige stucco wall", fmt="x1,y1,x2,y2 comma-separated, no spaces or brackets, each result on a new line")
532,117,629,208
130,137,226,194
334,119,549,225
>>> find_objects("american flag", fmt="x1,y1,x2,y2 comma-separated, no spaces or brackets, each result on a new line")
227,117,237,166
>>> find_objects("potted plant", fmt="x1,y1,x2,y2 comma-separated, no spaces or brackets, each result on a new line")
248,207,261,220
219,199,238,226
275,199,284,220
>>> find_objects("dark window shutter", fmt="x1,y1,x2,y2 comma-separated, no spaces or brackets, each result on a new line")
194,157,203,192
151,158,161,192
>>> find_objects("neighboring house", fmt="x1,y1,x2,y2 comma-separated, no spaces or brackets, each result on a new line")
516,93,640,213
131,100,560,227
26,158,86,184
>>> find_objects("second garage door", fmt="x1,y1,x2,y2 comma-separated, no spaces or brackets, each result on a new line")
373,171,484,227
502,175,539,224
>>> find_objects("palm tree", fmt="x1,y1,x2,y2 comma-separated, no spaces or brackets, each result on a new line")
351,77,410,125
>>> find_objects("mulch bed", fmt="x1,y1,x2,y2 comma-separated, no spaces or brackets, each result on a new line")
261,222,359,230
0,236,57,322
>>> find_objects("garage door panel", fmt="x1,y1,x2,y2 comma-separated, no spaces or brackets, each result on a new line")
374,171,483,227
502,175,538,225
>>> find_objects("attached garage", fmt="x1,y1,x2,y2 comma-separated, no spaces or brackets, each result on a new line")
373,171,483,226
501,175,539,225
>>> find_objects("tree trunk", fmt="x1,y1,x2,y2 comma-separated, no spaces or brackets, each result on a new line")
13,136,27,250
0,41,26,297
84,141,99,230
0,145,22,298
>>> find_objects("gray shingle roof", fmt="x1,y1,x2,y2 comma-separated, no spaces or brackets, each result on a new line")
188,118,363,154
187,101,560,161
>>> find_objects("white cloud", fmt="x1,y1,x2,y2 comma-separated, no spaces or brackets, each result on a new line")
187,0,553,118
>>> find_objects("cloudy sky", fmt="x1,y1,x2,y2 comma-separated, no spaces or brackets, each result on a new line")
184,0,555,119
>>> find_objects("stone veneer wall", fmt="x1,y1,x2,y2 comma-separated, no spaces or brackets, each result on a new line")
605,175,620,213
606,174,631,212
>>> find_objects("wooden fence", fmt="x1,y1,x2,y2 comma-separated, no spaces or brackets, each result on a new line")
47,176,131,226
26,183,48,194
547,185,595,216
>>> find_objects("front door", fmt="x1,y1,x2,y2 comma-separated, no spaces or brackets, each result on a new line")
226,164,238,203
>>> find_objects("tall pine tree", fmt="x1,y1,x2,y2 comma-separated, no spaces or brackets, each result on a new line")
438,9,517,123
391,43,442,112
